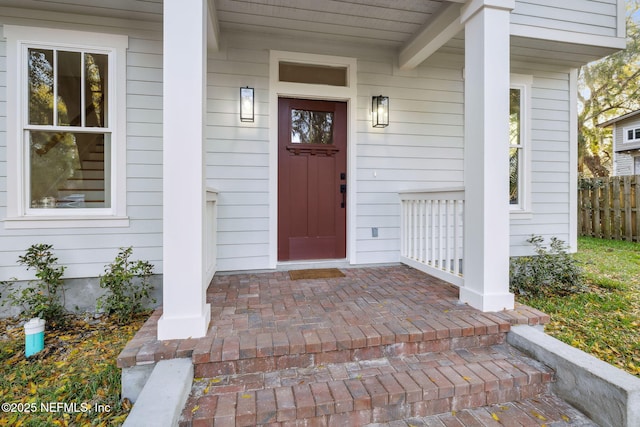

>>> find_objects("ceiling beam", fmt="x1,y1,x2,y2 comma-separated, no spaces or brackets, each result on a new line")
207,0,220,51
398,2,464,70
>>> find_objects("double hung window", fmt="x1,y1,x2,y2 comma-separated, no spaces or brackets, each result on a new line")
509,75,532,213
5,26,128,227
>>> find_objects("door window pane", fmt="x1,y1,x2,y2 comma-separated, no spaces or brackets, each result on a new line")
291,110,334,144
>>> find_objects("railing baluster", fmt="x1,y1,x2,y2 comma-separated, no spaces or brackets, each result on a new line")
424,200,433,265
398,188,465,287
403,200,408,257
445,200,451,272
413,200,418,259
453,200,460,275
417,200,424,262
416,200,421,259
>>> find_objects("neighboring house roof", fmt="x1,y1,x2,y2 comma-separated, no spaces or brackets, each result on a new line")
598,109,640,127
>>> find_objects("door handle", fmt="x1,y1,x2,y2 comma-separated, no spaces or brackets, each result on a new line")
340,184,346,208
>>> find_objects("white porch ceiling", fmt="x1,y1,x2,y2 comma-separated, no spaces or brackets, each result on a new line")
0,0,448,48
214,0,448,48
0,0,621,68
0,0,163,22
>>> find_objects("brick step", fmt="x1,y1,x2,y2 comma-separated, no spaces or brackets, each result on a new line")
402,394,598,427
179,344,554,426
191,312,513,377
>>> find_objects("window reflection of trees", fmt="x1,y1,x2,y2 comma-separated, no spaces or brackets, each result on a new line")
291,109,334,144
27,48,107,207
509,88,521,205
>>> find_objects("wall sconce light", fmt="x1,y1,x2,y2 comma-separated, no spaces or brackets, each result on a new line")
372,95,389,128
240,87,254,122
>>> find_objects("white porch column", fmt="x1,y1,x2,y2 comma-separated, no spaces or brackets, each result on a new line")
460,0,515,312
157,0,211,340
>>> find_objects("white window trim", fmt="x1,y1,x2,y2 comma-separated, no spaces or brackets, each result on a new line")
268,50,358,267
622,125,640,144
510,74,533,217
3,25,128,229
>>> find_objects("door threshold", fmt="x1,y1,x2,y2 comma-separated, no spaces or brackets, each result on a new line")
276,259,350,271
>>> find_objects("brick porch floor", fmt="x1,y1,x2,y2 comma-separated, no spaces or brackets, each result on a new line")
117,265,596,426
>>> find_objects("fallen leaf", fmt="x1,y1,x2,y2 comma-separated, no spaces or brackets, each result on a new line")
121,398,132,411
491,412,500,421
531,411,547,421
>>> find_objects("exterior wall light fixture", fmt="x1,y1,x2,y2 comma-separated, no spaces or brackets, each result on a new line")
240,86,254,122
372,95,389,128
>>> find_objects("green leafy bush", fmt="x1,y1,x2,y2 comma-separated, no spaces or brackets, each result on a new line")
0,244,67,327
97,247,155,324
509,235,587,298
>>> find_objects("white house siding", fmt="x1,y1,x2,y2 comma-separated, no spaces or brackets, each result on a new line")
206,42,271,271
0,10,581,276
204,32,466,271
611,116,640,148
205,32,574,269
614,151,634,176
512,0,620,38
355,52,465,265
510,62,572,256
0,10,164,280
612,118,640,176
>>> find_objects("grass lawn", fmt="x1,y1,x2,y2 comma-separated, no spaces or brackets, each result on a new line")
518,236,640,378
0,313,148,427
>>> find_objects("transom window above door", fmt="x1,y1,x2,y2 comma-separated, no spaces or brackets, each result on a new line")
279,62,348,87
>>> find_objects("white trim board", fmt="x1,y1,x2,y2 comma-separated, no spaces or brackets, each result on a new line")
268,51,358,268
3,25,129,229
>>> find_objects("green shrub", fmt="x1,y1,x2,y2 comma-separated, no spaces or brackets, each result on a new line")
509,235,587,298
97,247,155,324
0,244,67,327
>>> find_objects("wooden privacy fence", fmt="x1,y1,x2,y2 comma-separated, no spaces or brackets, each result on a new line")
578,176,640,241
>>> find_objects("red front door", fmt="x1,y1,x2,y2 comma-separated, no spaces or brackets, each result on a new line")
278,98,347,261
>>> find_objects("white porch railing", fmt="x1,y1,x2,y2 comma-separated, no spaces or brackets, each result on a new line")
399,187,465,287
205,188,218,286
